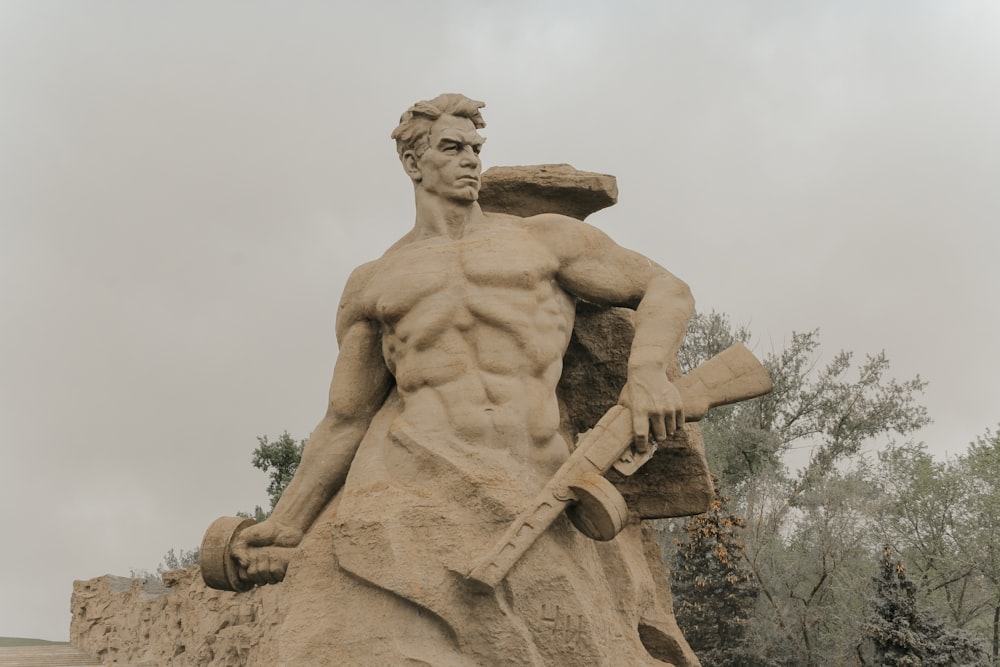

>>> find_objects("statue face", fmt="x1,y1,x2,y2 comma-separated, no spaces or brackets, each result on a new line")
411,115,485,203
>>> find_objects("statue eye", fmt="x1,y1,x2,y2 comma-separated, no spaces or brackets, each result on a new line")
472,144,482,155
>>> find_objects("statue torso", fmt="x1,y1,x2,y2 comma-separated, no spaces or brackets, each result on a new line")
359,216,576,479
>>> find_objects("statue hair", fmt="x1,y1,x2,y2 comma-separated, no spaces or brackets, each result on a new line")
391,93,486,158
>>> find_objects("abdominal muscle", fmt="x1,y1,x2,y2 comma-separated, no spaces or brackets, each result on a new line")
387,322,573,482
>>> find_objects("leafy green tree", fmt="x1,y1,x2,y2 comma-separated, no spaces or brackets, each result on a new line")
681,311,929,497
678,311,783,486
874,430,1000,662
961,425,1000,665
671,310,931,666
248,431,306,517
875,443,985,631
130,433,306,579
129,547,201,580
863,546,988,666
677,310,753,375
672,477,770,666
159,547,201,574
742,463,884,666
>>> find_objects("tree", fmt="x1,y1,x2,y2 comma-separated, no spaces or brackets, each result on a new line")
129,547,201,581
159,547,201,574
671,476,769,666
875,443,985,632
863,546,988,666
677,311,783,486
680,312,929,497
669,310,931,666
741,462,883,666
129,433,306,579
961,425,1000,665
874,429,1000,662
249,431,306,517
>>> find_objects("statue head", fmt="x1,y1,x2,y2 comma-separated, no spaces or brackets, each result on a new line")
391,93,486,160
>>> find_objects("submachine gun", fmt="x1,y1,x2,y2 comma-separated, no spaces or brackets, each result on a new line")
465,342,772,590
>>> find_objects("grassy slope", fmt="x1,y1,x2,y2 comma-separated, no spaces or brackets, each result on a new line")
0,637,69,647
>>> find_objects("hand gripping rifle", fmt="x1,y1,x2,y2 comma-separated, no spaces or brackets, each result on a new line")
465,342,772,590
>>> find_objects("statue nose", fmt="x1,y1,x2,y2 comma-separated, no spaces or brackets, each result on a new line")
460,147,480,167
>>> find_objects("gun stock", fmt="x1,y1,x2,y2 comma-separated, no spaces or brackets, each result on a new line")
676,342,774,420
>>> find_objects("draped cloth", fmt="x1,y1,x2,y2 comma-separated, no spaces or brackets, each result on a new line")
273,391,700,666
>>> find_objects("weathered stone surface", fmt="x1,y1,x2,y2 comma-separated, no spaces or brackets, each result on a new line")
70,571,283,666
479,163,618,220
559,303,714,519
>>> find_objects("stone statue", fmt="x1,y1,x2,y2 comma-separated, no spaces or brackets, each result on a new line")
200,94,771,666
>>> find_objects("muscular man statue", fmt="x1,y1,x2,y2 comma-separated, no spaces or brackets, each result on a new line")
232,94,703,666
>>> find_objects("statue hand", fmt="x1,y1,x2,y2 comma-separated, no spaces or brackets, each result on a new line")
230,519,303,586
619,367,684,453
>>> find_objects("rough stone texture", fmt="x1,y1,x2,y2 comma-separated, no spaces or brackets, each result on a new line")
559,303,714,519
70,571,283,666
479,163,618,220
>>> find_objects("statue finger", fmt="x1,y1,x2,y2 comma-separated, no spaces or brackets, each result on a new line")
632,411,649,453
230,543,248,566
665,409,677,436
651,413,667,442
236,562,250,586
266,552,286,585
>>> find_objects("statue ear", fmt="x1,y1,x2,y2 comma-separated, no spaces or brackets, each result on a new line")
401,151,422,182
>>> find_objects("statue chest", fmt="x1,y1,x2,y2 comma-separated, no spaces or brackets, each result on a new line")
369,229,560,326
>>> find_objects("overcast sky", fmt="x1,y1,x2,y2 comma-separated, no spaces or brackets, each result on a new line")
2,1,998,641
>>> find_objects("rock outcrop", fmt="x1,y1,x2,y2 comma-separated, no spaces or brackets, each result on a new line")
71,570,282,666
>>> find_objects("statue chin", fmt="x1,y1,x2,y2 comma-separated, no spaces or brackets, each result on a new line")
452,187,479,203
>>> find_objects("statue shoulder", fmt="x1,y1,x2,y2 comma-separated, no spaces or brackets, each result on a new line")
519,213,610,259
520,212,586,229
485,211,589,239
336,260,381,338
480,210,529,230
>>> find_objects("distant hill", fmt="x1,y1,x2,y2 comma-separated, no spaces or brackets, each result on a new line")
0,637,69,647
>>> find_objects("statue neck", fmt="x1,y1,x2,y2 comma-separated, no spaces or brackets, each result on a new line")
412,189,484,240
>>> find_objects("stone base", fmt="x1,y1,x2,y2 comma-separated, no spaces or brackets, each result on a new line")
70,525,698,666
70,570,283,666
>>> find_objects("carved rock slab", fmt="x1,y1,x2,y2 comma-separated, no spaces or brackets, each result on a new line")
479,163,618,220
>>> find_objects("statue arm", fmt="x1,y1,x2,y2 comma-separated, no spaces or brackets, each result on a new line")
266,318,392,538
233,266,393,584
532,215,694,449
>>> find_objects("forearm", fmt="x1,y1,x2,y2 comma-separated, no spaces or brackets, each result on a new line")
267,414,368,540
628,272,694,373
